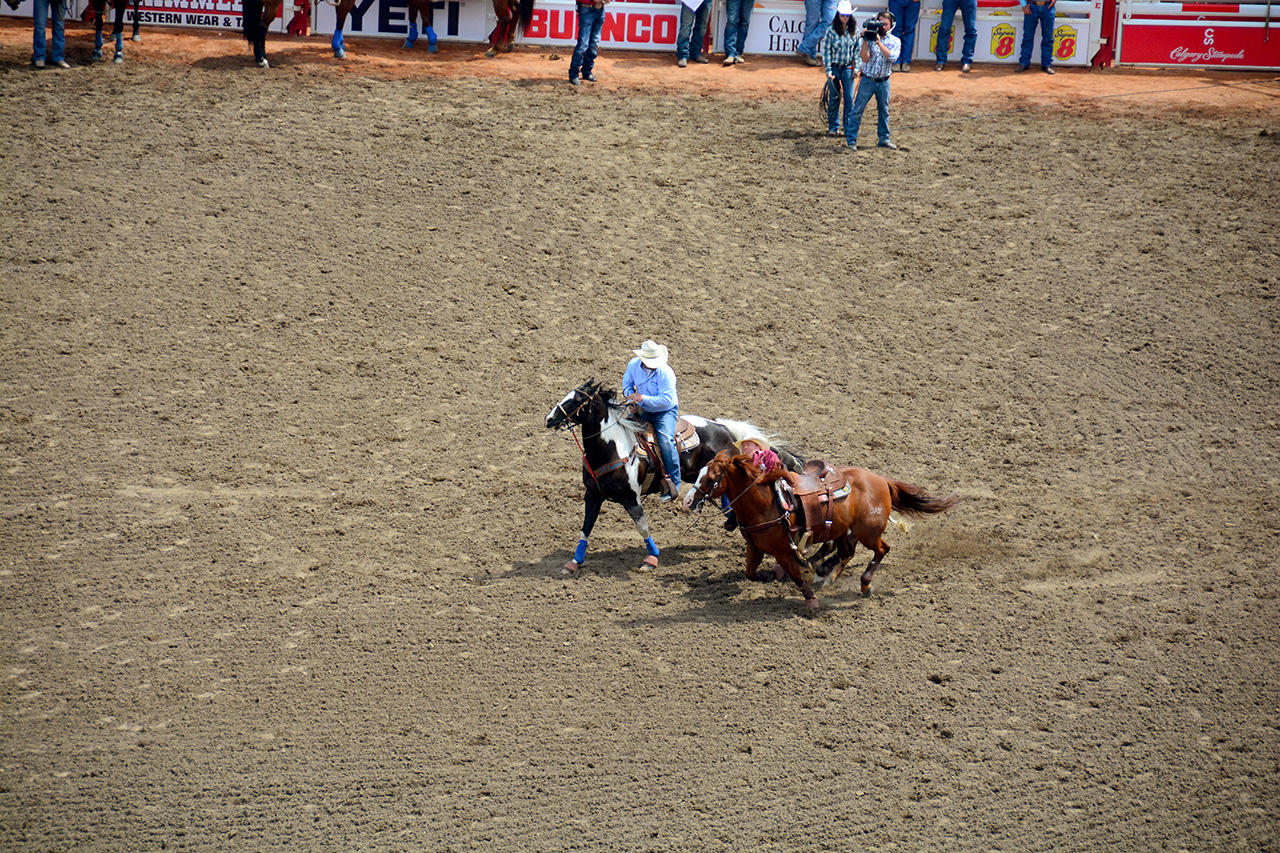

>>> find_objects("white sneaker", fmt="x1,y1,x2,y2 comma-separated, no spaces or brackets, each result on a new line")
33,58,45,68
53,60,70,69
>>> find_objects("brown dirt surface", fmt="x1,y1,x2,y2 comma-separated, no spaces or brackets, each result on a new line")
3,16,1280,852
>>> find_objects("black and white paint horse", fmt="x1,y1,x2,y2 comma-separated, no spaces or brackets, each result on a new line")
545,379,804,574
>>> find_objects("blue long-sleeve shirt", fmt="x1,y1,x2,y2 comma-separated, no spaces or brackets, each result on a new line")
622,358,679,414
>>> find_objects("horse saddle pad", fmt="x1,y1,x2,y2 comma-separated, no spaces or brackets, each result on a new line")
790,460,851,543
642,418,700,454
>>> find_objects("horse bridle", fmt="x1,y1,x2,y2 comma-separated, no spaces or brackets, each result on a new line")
690,462,768,513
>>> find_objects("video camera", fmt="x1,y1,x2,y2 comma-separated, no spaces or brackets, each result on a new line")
863,17,885,40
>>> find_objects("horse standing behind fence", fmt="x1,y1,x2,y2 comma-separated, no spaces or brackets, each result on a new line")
84,0,140,63
546,379,805,575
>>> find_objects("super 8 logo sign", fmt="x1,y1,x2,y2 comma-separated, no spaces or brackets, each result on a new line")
991,22,1015,58
1053,23,1077,60
929,22,954,54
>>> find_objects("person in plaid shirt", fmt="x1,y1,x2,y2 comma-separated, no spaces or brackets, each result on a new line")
823,1,861,145
847,11,901,151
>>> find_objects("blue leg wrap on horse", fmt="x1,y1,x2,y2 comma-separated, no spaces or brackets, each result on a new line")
427,26,437,48
404,22,417,45
96,30,103,49
115,32,123,52
573,539,588,564
332,30,345,52
644,537,660,558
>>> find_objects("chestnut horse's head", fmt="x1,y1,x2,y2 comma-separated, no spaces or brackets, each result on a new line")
683,449,741,512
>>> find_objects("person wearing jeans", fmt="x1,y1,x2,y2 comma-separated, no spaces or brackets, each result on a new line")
797,0,838,65
623,340,682,502
675,0,711,66
886,0,919,70
847,11,901,150
1016,0,1057,73
722,0,754,64
31,0,69,68
823,1,859,143
569,0,606,85
934,0,976,71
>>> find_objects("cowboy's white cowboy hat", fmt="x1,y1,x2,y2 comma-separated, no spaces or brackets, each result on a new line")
633,340,669,369
836,0,854,15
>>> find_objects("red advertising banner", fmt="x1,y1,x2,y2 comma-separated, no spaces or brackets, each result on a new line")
1118,21,1280,69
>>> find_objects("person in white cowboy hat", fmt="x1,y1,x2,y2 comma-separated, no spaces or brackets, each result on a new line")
623,339,682,502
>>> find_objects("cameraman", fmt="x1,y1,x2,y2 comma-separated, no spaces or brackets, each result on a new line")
847,12,901,151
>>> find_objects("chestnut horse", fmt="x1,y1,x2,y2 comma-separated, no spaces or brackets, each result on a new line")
685,450,958,609
83,0,140,63
242,0,283,67
546,380,805,574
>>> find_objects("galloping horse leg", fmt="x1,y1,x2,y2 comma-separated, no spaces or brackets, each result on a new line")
332,0,355,57
563,491,604,574
259,0,282,65
859,539,890,597
131,0,141,39
622,499,660,572
745,543,818,608
819,535,858,589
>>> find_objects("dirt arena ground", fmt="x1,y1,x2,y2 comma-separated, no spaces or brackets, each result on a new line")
2,18,1280,851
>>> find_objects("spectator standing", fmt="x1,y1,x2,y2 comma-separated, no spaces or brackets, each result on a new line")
676,0,712,66
569,0,608,85
823,1,859,144
722,0,754,65
1016,0,1057,74
847,11,901,151
796,0,837,66
887,0,919,71
31,0,70,69
933,0,977,72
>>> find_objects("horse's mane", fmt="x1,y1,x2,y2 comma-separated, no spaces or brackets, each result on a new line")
581,379,645,441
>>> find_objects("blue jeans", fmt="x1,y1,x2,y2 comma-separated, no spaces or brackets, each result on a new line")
1019,4,1055,68
887,0,920,64
569,3,604,80
676,0,711,61
32,0,66,64
723,0,753,58
798,0,837,58
935,0,977,65
848,74,891,145
644,408,681,488
827,65,854,141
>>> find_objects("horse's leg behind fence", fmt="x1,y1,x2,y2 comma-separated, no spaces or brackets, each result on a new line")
111,0,126,61
332,0,354,57
90,0,105,59
131,0,140,38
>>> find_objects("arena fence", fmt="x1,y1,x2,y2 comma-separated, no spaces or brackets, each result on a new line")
4,0,1278,69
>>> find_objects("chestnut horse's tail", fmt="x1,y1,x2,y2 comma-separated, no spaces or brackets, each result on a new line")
887,481,960,515
516,0,536,34
243,0,263,42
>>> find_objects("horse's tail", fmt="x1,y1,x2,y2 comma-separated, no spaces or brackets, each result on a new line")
888,481,960,515
243,0,263,42
515,0,536,35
